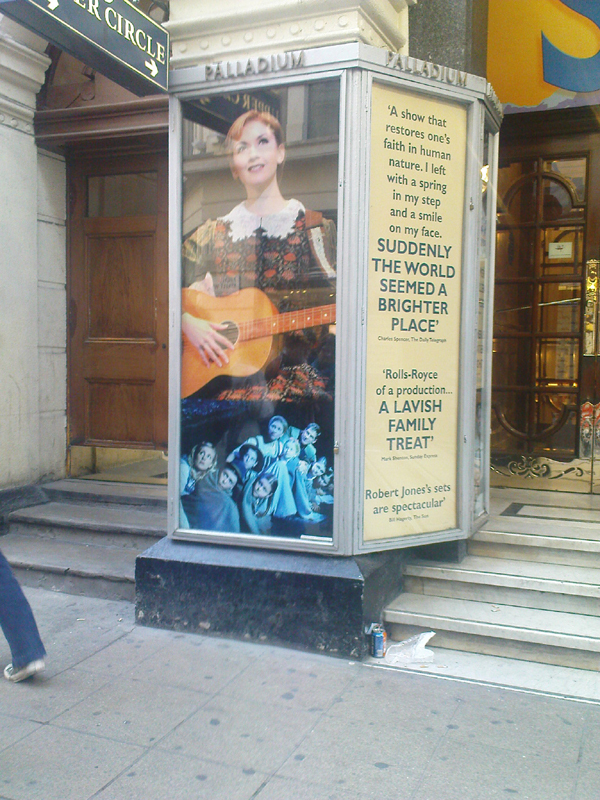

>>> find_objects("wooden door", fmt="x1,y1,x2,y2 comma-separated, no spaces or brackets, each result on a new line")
491,111,600,492
68,152,168,449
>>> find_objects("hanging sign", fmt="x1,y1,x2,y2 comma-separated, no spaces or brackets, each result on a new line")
363,81,467,541
0,0,169,94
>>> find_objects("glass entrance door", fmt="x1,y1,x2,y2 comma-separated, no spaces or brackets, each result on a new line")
491,139,600,493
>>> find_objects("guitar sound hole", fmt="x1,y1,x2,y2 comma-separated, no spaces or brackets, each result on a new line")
221,320,239,346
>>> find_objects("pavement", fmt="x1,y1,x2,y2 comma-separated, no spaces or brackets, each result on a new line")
1,587,600,800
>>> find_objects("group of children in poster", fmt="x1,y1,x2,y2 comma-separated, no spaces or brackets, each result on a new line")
180,417,334,536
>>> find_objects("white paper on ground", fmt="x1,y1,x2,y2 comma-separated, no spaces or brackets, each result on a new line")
385,631,436,665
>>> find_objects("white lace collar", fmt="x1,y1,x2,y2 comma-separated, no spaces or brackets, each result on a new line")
222,198,304,242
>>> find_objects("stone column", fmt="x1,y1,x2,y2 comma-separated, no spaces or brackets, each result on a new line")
0,17,64,489
408,0,488,76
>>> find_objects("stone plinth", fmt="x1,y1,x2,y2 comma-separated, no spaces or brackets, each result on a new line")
136,538,404,658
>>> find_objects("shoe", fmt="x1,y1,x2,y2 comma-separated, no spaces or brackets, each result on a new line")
3,659,45,683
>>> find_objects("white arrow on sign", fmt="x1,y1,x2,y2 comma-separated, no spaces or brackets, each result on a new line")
48,0,59,9
144,59,158,77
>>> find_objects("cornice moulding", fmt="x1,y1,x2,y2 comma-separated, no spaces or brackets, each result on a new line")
0,30,50,113
0,94,34,132
167,0,410,66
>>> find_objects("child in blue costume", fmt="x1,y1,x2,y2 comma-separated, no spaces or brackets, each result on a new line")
182,464,241,532
242,473,278,535
180,442,218,528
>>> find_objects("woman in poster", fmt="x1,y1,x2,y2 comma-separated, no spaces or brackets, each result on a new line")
180,108,336,537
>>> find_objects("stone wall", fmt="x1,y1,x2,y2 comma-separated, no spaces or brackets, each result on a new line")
36,148,67,482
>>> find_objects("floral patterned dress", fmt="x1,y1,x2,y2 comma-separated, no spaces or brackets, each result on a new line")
182,198,336,305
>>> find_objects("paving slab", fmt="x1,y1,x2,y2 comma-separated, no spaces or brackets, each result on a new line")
412,738,578,800
221,647,357,711
0,666,112,724
276,712,436,799
573,767,600,800
255,777,370,800
91,749,267,800
0,714,41,754
1,586,600,800
326,666,462,732
69,626,173,678
52,675,209,747
577,717,600,771
0,725,144,800
157,693,324,773
445,685,588,764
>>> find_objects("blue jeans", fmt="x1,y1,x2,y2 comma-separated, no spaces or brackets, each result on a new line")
0,548,46,668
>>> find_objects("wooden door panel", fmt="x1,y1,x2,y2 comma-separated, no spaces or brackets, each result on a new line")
68,152,168,449
86,382,155,444
87,233,156,339
83,344,157,380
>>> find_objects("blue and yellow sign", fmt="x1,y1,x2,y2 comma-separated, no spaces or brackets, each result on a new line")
488,0,600,110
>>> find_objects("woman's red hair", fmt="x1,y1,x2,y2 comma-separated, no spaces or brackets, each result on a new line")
225,110,284,150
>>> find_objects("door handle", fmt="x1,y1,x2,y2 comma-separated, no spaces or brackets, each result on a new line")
584,258,599,356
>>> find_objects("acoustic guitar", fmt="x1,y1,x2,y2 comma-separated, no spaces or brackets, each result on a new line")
181,287,336,398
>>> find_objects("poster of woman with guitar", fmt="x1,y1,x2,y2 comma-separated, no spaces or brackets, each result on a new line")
180,100,338,540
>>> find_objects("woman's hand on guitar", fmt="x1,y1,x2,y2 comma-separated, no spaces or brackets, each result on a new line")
182,312,235,367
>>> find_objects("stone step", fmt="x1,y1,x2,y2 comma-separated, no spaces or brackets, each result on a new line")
491,487,600,510
8,501,167,549
41,479,167,509
404,556,600,616
383,593,600,670
3,486,168,602
0,533,137,601
468,529,600,567
482,514,600,540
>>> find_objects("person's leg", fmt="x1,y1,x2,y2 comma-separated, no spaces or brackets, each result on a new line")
0,548,46,669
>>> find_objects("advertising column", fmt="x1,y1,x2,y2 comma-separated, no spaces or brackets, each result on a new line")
364,82,468,540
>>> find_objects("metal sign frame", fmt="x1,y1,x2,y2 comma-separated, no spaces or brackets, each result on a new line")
0,0,168,94
167,43,501,555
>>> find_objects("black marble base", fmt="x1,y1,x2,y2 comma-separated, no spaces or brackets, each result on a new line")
413,538,467,563
135,538,404,659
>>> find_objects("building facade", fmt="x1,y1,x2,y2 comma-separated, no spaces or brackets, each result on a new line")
0,1,505,658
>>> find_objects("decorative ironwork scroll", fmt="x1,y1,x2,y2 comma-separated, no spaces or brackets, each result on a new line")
584,258,598,356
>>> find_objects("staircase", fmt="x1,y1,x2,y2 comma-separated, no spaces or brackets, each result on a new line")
384,490,600,669
1,480,167,601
